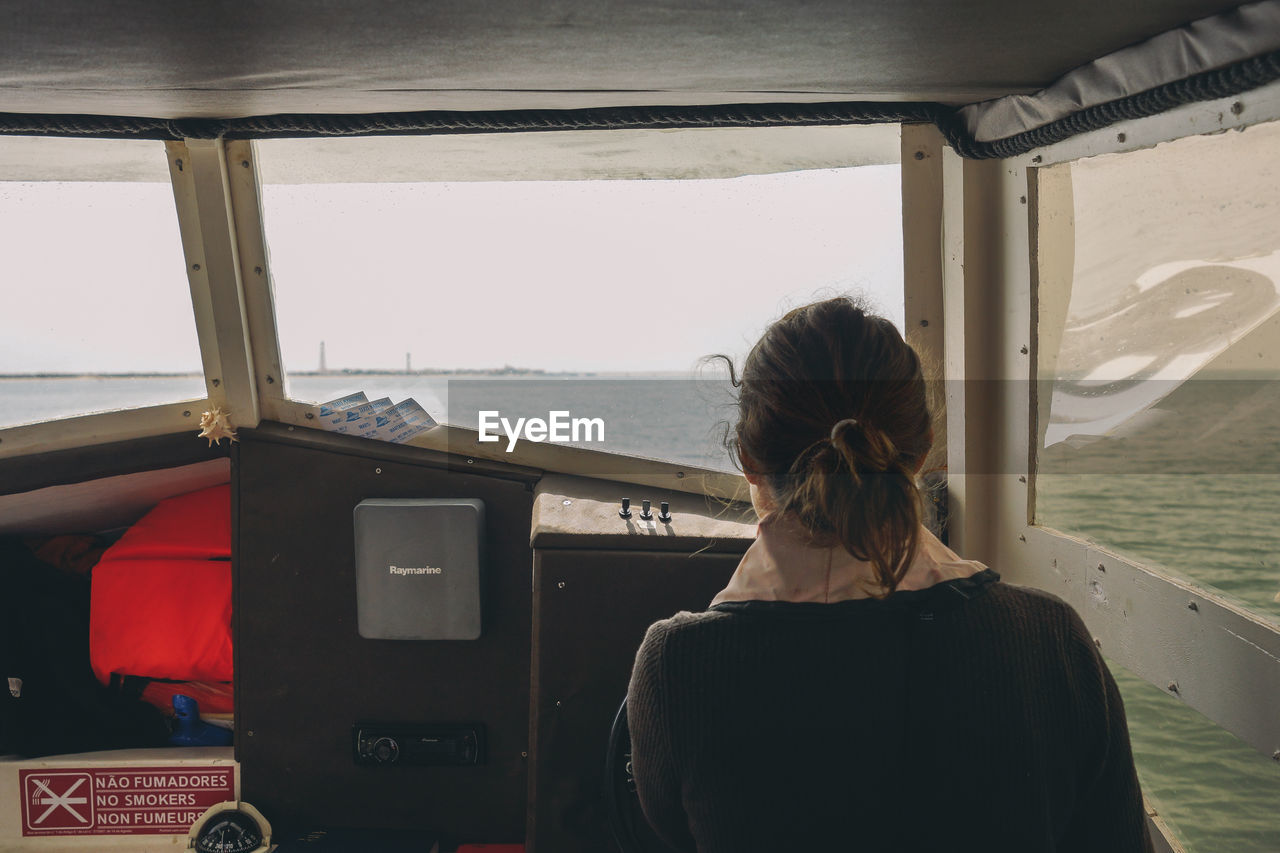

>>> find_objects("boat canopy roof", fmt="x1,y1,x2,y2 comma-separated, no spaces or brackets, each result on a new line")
2,1,1279,156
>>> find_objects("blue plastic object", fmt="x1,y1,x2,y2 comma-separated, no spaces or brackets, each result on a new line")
169,694,233,747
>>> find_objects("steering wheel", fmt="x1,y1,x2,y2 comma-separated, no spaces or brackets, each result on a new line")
605,696,677,853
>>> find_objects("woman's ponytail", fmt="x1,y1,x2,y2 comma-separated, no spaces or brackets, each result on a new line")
727,298,932,594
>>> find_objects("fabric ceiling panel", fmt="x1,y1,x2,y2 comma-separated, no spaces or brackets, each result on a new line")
0,0,1249,117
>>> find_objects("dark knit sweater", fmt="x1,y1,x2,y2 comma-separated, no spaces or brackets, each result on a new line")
627,570,1153,853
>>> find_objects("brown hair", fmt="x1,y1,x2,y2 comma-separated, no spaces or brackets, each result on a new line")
718,296,932,593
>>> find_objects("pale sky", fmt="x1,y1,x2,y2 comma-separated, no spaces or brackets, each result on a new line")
0,165,903,374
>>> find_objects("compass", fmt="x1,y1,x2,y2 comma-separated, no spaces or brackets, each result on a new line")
188,801,271,853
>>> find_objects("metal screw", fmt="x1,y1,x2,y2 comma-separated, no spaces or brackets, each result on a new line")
192,263,201,271
562,499,572,506
1093,638,1101,648
304,412,314,420
254,266,263,275
521,751,528,758
266,375,275,384
241,160,250,168
183,410,191,417
675,471,685,479
913,150,925,161
557,581,565,589
1018,534,1026,542
555,700,562,707
1018,475,1026,483
211,378,220,387
1019,345,1029,355
658,501,672,523
1167,683,1179,694
1019,195,1027,204
1097,563,1106,573
1117,133,1127,143
620,498,633,519
1031,155,1042,164
466,458,474,465
640,499,653,521
375,467,382,474
247,730,254,737
175,159,183,171
1188,601,1199,612
1231,101,1244,115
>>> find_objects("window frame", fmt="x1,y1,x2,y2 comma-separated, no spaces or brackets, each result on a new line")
233,132,905,501
0,139,229,457
907,85,1280,852
951,81,1280,762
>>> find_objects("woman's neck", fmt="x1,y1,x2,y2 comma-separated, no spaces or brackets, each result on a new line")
710,512,986,606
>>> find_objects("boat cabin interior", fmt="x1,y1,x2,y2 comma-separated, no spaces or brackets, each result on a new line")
1,2,1279,852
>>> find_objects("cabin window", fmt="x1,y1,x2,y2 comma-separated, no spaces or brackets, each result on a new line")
1033,119,1280,852
0,138,204,429
253,128,902,471
1035,119,1280,624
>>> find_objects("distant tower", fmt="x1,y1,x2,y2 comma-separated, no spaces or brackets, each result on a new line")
319,341,327,373
406,352,412,373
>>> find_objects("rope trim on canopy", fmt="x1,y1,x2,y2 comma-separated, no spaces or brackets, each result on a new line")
943,47,1280,159
0,48,1277,158
0,102,938,142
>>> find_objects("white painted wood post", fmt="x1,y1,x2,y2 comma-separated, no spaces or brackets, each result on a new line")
167,139,260,430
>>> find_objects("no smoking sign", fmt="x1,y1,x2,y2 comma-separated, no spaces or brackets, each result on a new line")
19,766,235,837
24,773,93,831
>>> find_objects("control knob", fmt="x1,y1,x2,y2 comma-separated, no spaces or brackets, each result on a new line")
371,736,400,764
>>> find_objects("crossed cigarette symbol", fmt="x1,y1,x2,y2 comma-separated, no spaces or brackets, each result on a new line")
30,776,89,825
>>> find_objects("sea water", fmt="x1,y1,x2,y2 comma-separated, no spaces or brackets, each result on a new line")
1039,473,1280,851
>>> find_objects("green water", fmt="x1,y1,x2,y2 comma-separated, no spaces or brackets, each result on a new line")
1037,379,1280,851
1111,667,1280,852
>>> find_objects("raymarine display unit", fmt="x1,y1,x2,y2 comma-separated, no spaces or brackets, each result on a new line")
353,498,485,640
